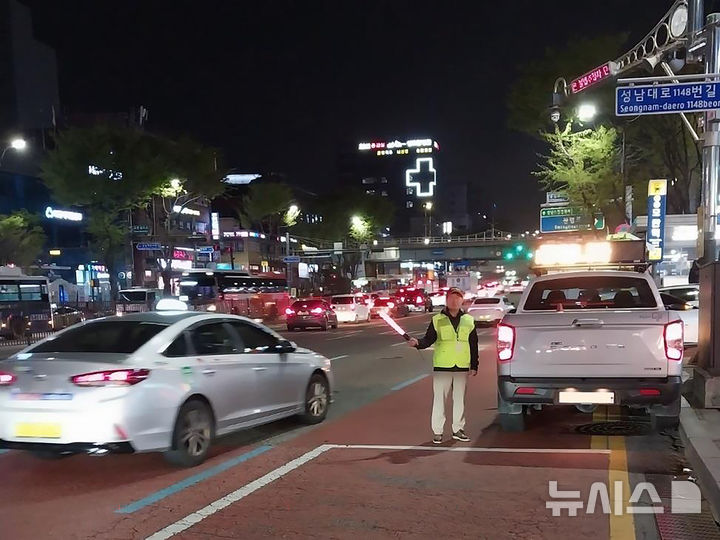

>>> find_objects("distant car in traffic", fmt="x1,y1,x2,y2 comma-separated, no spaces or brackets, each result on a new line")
659,284,699,308
370,297,409,318
286,299,338,331
429,291,446,308
0,312,332,467
405,289,433,312
52,306,85,330
660,292,698,346
331,294,371,323
467,296,514,326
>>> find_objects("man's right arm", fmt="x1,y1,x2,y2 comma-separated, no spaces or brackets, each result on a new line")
414,320,437,349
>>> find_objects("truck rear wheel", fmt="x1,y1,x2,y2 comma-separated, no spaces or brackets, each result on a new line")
499,412,525,432
650,396,680,432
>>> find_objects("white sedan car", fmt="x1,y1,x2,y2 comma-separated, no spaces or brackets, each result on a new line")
660,284,699,308
467,296,515,326
660,292,698,346
0,312,333,467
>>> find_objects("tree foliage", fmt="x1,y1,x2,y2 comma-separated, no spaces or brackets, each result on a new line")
236,182,295,235
535,123,625,227
0,212,46,268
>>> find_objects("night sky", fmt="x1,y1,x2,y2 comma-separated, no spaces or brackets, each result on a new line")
23,0,703,229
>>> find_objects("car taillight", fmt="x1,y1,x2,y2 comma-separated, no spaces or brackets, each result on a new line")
311,307,323,314
515,387,535,395
285,308,296,316
70,368,150,387
0,371,16,385
664,320,683,361
388,302,395,308
497,323,515,362
639,388,660,396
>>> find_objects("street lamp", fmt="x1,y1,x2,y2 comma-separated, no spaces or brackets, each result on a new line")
577,103,597,123
0,137,27,166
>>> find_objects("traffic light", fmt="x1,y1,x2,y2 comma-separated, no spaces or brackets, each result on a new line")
515,244,525,253
504,252,514,260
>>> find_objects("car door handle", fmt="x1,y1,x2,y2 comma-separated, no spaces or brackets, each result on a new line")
201,369,217,375
252,367,268,371
572,319,604,327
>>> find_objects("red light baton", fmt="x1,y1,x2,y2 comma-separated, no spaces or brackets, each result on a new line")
378,311,410,340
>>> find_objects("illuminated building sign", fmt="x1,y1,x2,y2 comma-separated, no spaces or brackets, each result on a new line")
211,212,220,240
570,62,617,94
172,205,201,216
88,164,123,181
223,173,261,185
359,138,435,151
646,179,667,261
405,158,437,197
45,206,83,222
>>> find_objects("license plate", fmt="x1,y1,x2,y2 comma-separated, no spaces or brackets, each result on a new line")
558,391,614,405
15,422,62,438
12,393,73,401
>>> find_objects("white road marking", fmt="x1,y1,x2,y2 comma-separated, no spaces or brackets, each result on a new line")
379,330,398,335
145,443,610,539
329,355,348,361
391,341,409,347
146,445,335,540
326,331,362,341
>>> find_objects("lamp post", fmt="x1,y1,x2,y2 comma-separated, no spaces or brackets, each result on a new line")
423,201,433,237
0,138,27,167
283,204,300,295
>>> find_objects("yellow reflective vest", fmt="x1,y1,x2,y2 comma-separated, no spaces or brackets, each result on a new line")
431,312,475,369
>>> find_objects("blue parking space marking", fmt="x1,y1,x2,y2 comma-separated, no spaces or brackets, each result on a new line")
115,444,272,514
391,374,428,392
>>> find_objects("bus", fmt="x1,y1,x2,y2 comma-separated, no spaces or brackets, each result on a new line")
0,274,53,339
178,270,290,319
116,287,163,316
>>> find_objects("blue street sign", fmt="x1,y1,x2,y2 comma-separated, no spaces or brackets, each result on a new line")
196,246,215,254
646,180,667,261
283,256,301,263
136,242,161,251
431,249,445,256
616,81,720,116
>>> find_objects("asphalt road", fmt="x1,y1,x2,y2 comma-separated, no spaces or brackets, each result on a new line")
0,312,718,539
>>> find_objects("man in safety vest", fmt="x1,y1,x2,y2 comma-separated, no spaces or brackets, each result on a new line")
408,287,478,444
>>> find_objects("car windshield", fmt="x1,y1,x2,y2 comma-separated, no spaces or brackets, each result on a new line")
31,321,168,354
332,296,354,304
524,276,658,310
291,300,324,310
474,298,500,305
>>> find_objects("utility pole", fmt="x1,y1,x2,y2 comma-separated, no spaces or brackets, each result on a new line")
701,11,720,262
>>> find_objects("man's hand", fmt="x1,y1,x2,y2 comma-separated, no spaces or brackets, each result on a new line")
407,337,419,347
470,369,478,377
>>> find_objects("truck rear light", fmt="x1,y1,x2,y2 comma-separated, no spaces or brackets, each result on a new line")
0,371,16,385
515,387,535,395
497,323,515,362
639,388,660,396
285,308,296,316
664,320,683,361
70,368,150,387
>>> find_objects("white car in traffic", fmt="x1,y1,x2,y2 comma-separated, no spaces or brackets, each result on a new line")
330,294,371,323
467,296,514,326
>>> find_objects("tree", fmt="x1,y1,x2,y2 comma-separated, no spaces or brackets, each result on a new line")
0,212,46,268
236,182,295,235
534,123,625,228
41,125,171,297
147,136,225,293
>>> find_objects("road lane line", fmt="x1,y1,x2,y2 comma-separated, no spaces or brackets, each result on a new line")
334,444,611,454
329,355,348,361
391,373,428,391
115,445,272,514
326,331,363,341
391,341,408,347
590,406,608,450
379,330,397,335
146,444,335,540
609,435,636,540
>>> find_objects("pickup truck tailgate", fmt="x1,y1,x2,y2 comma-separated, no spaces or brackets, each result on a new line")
506,311,671,378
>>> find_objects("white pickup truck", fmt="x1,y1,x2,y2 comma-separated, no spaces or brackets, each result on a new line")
496,271,683,432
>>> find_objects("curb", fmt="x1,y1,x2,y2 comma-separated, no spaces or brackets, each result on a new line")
679,401,720,523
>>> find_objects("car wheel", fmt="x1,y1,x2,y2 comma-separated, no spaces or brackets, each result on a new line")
287,325,294,332
299,373,330,425
331,321,338,329
164,400,214,467
651,414,679,431
321,320,328,331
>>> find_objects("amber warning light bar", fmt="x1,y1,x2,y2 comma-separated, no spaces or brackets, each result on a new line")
378,311,410,340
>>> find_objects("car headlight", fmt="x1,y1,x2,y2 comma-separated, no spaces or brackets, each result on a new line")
206,305,217,312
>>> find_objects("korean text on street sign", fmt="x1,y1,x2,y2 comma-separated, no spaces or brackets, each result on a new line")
539,207,591,234
616,81,720,116
646,179,667,262
283,256,301,263
571,62,616,94
131,224,150,234
136,242,161,251
196,246,214,254
546,192,569,205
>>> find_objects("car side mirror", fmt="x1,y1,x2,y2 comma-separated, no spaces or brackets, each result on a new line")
275,339,296,353
509,308,517,314
665,303,689,311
